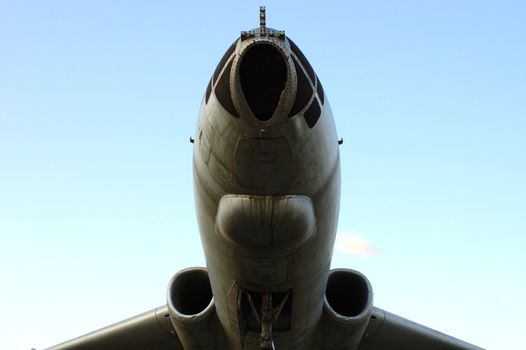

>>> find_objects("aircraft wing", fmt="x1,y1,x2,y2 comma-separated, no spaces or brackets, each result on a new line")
43,305,484,350
44,306,182,350
358,307,484,350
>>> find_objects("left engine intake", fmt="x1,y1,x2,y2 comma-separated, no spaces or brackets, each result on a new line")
166,267,226,350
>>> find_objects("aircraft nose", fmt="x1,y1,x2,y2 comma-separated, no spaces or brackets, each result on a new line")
238,43,288,122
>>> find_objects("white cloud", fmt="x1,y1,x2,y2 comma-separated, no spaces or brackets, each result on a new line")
336,232,377,257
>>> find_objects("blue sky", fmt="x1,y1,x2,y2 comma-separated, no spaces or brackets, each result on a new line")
1,1,525,349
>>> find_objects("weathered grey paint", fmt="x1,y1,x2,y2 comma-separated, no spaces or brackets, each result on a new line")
192,29,340,349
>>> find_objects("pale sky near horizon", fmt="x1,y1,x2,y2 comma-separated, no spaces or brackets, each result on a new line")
1,1,525,349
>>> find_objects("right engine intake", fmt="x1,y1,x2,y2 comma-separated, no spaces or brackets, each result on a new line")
319,268,374,350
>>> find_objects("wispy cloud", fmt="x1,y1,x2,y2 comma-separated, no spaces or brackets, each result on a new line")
336,232,377,257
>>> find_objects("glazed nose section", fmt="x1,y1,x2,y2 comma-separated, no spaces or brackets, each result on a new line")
239,43,287,121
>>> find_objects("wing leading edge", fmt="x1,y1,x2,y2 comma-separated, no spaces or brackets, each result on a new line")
43,306,181,350
359,307,484,350
42,305,483,350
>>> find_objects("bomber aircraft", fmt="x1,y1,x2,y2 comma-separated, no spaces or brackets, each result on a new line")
43,7,484,350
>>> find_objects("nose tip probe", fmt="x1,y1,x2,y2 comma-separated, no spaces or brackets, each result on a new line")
260,6,266,34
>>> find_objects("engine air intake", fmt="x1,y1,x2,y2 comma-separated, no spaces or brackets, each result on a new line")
168,267,213,316
325,269,372,318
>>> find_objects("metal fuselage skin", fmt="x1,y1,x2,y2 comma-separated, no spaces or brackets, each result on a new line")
193,30,340,349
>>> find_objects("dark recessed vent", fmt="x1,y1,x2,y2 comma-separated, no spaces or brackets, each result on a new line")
316,75,325,105
304,100,321,128
205,78,212,104
213,39,238,83
240,44,287,121
288,38,315,83
216,59,239,118
289,57,313,118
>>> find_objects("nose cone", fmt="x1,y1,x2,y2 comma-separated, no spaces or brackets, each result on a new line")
207,28,325,129
239,43,287,121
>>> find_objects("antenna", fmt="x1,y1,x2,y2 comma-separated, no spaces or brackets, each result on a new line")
260,6,266,34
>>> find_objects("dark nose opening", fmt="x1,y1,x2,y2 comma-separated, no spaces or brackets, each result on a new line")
240,44,287,121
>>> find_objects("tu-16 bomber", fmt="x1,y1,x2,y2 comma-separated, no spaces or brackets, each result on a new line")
43,7,484,350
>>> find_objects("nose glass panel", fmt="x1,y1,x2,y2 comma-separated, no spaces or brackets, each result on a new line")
240,44,287,121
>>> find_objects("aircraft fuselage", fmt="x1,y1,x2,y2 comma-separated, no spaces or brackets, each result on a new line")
192,26,340,349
